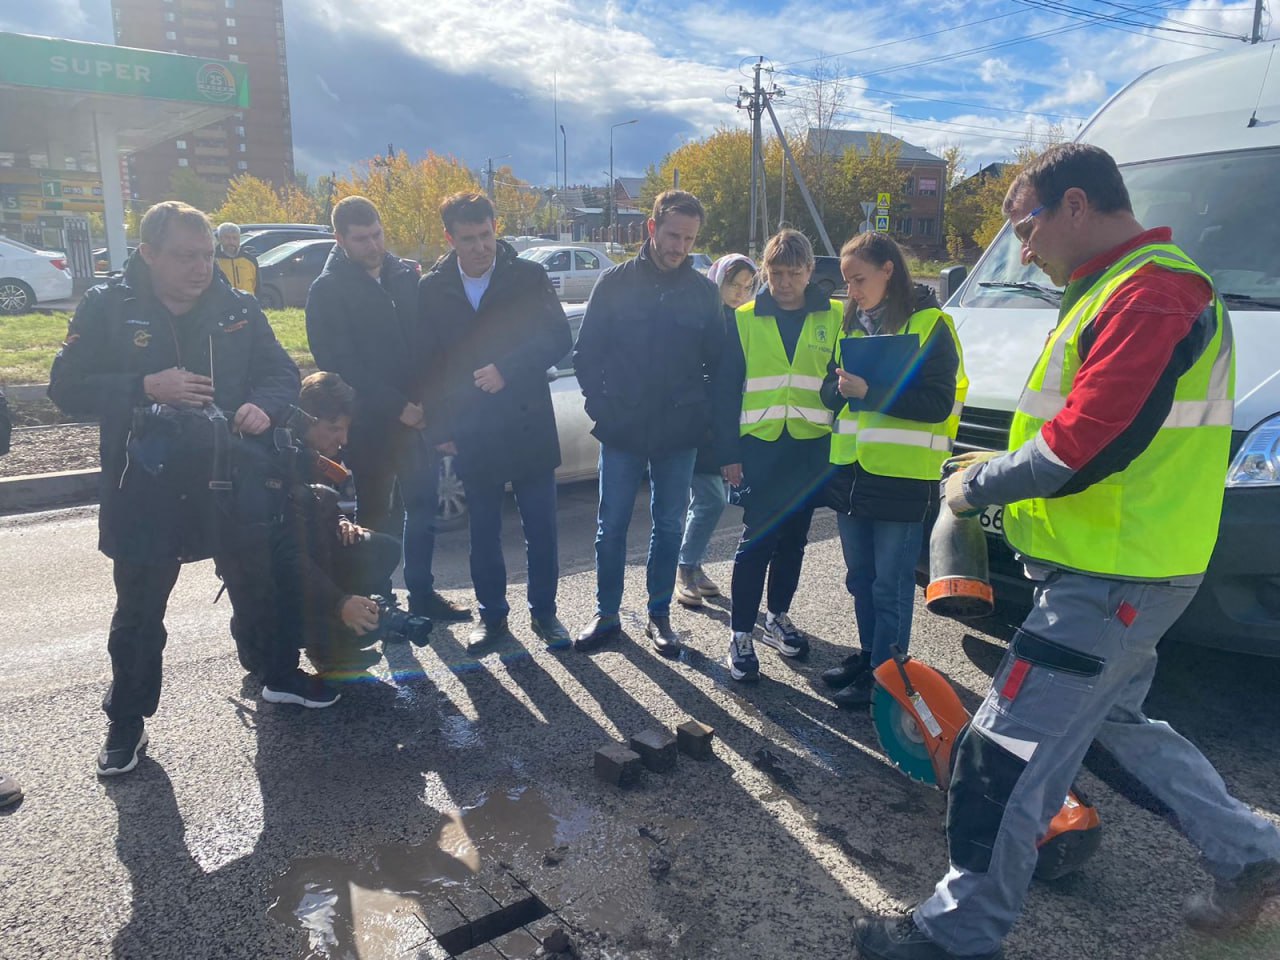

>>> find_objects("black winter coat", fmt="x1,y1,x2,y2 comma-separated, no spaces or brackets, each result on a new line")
819,283,961,522
48,259,300,561
573,241,726,458
305,248,423,449
417,241,571,485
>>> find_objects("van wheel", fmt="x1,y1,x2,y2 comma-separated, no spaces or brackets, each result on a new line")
436,455,468,531
0,279,34,315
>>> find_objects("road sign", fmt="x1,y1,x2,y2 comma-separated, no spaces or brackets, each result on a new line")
875,215,890,231
877,192,891,209
861,201,875,217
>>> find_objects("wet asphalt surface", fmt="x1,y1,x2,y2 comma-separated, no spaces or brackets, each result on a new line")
1,483,1279,960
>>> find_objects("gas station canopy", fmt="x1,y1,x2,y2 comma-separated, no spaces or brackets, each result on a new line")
0,32,250,270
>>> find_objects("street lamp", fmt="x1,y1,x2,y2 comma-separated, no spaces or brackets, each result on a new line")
559,124,567,191
609,119,638,244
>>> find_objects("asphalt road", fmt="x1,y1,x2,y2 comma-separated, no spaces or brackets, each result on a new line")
1,485,1278,960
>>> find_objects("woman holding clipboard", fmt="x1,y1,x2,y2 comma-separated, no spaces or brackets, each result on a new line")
819,232,968,710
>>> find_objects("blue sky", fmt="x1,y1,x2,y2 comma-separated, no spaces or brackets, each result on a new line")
3,0,1266,187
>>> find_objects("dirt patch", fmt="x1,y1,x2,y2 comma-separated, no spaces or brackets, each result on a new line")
1,424,99,478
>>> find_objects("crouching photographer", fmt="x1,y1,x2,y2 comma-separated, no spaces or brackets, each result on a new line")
273,373,430,680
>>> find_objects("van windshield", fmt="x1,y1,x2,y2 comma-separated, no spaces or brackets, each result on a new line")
960,148,1280,311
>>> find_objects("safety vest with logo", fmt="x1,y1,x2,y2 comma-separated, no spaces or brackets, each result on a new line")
830,308,968,478
1004,242,1234,579
737,298,843,440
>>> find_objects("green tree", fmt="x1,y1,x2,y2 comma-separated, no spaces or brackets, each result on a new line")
648,128,753,253
212,174,288,224
168,167,224,213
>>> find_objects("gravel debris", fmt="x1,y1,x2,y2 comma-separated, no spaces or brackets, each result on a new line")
1,424,100,479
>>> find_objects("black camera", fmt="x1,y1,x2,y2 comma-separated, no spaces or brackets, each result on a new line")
373,596,432,647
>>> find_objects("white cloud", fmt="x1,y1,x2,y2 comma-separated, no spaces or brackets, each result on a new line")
979,58,1015,85
1033,68,1106,111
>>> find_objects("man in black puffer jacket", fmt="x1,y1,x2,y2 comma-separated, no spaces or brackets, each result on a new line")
418,193,572,650
306,196,470,625
571,190,726,655
48,201,305,778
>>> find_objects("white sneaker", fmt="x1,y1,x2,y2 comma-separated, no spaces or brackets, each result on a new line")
727,630,760,681
760,611,809,658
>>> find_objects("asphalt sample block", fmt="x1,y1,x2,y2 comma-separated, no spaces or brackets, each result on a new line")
629,728,678,773
676,720,716,761
594,742,643,788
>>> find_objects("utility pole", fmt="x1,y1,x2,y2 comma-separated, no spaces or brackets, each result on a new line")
763,97,836,256
486,157,495,201
1251,0,1264,43
553,72,559,190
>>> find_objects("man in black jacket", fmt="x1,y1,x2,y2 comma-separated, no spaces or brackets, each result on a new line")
418,193,572,649
305,196,469,624
572,190,725,654
48,201,307,778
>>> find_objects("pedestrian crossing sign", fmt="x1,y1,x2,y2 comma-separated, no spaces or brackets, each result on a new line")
875,215,890,231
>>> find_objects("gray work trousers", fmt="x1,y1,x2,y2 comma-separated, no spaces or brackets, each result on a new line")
915,569,1280,956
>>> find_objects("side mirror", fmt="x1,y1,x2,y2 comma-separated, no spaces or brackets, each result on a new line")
941,265,968,303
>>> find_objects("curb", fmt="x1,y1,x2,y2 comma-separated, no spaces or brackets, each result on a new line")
0,468,99,515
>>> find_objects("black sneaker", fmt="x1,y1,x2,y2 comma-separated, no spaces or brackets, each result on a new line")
262,670,341,708
646,615,682,656
467,617,513,652
308,646,382,679
412,591,472,622
531,615,572,650
855,913,1002,960
1185,858,1280,934
97,718,148,777
822,650,873,689
833,670,876,710
0,771,24,807
574,615,621,652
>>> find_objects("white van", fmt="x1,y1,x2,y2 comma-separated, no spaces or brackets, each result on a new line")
942,41,1280,656
519,244,614,300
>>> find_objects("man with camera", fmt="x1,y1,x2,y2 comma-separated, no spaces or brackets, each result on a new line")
272,372,429,676
49,201,305,778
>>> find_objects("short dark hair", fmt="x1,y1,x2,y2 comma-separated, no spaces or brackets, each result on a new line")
1006,142,1132,216
332,196,380,236
299,371,355,422
651,189,706,227
439,192,495,233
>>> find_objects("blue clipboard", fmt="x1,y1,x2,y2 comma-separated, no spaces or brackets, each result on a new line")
839,334,918,387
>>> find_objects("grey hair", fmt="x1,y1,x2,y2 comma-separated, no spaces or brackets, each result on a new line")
216,222,241,238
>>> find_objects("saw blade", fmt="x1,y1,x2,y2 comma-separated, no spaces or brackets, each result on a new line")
871,684,939,786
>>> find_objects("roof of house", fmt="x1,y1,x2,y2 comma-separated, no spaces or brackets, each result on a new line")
808,128,945,164
616,177,647,200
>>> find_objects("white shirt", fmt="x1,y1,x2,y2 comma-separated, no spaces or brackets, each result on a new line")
459,258,495,311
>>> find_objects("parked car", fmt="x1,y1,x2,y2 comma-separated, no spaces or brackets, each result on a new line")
240,227,333,258
938,41,1280,656
435,302,596,529
235,223,330,233
690,253,713,274
0,237,73,314
518,245,614,300
255,238,336,309
812,256,847,298
92,246,136,274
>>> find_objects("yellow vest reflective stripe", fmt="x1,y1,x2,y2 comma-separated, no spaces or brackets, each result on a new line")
1004,242,1235,579
829,308,969,479
737,298,843,440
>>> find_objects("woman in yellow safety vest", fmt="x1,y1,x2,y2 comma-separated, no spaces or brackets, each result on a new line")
717,229,842,682
819,232,967,710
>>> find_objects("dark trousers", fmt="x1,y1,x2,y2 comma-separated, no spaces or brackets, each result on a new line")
464,469,559,625
729,506,815,633
297,532,403,664
104,560,182,721
346,429,438,602
218,522,301,686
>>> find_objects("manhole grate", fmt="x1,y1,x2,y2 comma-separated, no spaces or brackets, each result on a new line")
434,890,551,956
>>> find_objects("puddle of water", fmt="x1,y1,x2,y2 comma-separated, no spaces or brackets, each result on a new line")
268,785,609,958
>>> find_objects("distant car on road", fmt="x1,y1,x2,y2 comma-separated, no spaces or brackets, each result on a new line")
255,238,336,309
690,253,713,274
519,245,614,301
0,236,73,314
435,301,596,528
240,227,334,258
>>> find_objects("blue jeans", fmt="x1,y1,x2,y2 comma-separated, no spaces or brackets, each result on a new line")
678,472,729,568
837,513,923,667
464,469,559,625
595,445,697,618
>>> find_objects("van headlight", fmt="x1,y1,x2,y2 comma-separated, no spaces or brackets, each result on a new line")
1226,415,1280,487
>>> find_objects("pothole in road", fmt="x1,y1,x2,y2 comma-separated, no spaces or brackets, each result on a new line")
267,784,680,958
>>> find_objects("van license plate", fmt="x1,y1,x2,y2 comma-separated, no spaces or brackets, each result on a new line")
979,505,1004,536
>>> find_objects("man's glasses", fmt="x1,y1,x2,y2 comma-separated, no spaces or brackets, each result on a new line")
1013,204,1047,244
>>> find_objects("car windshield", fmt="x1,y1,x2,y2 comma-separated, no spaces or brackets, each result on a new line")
960,147,1280,311
258,240,314,267
520,248,556,265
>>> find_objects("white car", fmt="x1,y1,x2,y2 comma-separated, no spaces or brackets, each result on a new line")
519,245,614,301
435,302,598,528
0,237,73,314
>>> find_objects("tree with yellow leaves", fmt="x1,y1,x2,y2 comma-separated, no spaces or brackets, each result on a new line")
332,150,480,263
213,174,288,224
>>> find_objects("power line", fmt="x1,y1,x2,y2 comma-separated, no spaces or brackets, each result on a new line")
824,104,1058,144
781,84,1088,123
775,11,1025,67
1015,0,1245,41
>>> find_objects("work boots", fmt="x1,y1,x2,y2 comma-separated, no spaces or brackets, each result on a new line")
1184,858,1280,934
